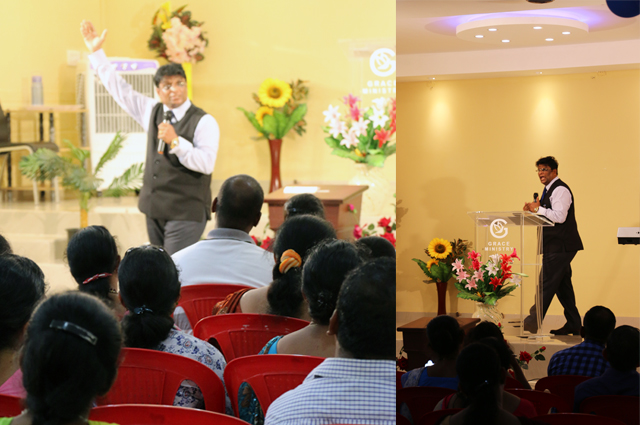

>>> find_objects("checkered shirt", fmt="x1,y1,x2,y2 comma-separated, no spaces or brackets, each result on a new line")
264,358,395,425
547,339,608,377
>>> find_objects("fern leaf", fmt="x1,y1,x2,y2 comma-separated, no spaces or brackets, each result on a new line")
102,162,144,197
64,140,90,163
95,132,127,174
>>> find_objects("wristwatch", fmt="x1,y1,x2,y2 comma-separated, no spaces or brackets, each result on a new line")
170,138,179,150
534,206,539,213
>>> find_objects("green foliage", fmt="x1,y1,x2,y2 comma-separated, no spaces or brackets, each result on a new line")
102,163,144,197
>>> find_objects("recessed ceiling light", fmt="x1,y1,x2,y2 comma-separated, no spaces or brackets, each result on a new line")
432,77,435,80
537,72,543,74
502,40,510,43
546,38,554,41
475,35,484,38
488,28,497,32
562,31,571,35
533,26,542,30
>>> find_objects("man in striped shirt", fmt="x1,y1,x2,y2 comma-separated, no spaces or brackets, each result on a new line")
547,306,616,377
265,257,396,425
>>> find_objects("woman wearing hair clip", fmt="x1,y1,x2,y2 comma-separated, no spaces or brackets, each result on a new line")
0,291,121,425
117,245,231,413
67,226,126,320
212,214,336,319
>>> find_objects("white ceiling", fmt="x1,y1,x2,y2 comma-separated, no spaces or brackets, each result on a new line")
397,0,640,80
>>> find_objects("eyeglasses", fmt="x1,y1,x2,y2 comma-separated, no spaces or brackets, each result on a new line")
159,81,186,92
536,168,551,173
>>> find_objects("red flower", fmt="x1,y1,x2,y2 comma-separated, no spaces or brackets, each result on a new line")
396,356,408,371
519,351,533,364
468,251,481,260
342,94,361,108
353,225,363,240
378,217,392,228
540,346,546,351
348,203,355,212
472,259,481,271
261,236,273,250
385,226,393,234
489,277,503,290
380,232,396,247
349,106,361,121
374,129,392,148
251,235,259,245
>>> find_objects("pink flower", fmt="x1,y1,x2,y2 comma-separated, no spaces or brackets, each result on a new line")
349,106,361,121
473,270,484,281
353,225,362,240
452,258,464,273
509,248,520,261
348,204,355,212
342,94,361,108
374,129,392,148
455,270,470,283
465,278,478,290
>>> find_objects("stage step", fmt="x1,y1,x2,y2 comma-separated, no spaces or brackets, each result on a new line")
6,233,67,264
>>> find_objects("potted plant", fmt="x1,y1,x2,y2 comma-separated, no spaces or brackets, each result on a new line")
19,132,144,231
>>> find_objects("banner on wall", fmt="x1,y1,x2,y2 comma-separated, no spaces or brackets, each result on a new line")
340,39,396,101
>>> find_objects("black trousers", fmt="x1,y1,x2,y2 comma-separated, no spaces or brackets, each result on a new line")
525,251,581,331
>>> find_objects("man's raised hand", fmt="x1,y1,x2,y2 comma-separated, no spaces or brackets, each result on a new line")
80,20,107,53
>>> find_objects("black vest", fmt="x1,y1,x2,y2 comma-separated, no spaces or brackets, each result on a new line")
138,102,211,222
541,179,583,253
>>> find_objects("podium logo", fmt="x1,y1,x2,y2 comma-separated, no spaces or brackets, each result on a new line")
370,48,396,77
490,219,509,239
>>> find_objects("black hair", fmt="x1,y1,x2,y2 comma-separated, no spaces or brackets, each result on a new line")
354,236,396,259
426,315,464,360
606,325,640,371
302,239,362,325
118,245,181,349
477,337,513,371
336,257,395,360
583,305,616,343
66,225,119,306
284,194,325,220
464,321,504,346
0,234,12,256
215,174,264,230
22,291,121,425
456,343,502,425
267,215,336,318
536,156,559,171
153,63,187,87
0,255,45,351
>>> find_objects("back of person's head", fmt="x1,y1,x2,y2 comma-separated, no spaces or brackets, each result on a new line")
354,236,396,259
215,174,264,230
22,291,121,425
426,315,464,360
302,239,363,326
118,245,181,349
284,194,325,220
67,225,119,305
477,337,513,371
606,325,640,371
153,63,187,86
536,156,559,171
0,255,45,351
335,257,395,360
583,305,616,343
464,321,504,346
457,343,503,425
267,215,336,318
0,234,12,256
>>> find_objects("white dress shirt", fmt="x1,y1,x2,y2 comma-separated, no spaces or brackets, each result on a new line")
88,49,219,175
538,176,572,224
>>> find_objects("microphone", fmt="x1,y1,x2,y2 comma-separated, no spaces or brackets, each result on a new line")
157,111,173,154
533,192,539,202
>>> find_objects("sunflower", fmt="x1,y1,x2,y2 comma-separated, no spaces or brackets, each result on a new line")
258,78,292,108
255,106,274,126
426,259,439,270
427,238,453,260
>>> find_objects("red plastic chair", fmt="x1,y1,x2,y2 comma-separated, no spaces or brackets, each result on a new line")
0,394,23,417
397,387,456,422
534,375,592,408
397,371,405,391
533,413,626,425
95,347,226,413
506,388,572,415
504,375,527,389
223,354,323,417
579,395,640,425
416,409,463,425
178,283,253,328
193,314,310,361
90,404,246,424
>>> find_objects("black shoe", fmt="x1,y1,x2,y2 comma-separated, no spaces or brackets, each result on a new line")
550,326,580,336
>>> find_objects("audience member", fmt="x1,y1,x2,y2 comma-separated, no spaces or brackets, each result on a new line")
0,234,12,256
547,305,615,377
283,193,325,220
3,291,121,425
434,343,545,425
171,174,275,331
213,214,336,319
265,257,396,425
435,337,536,418
0,255,46,398
355,235,396,259
119,245,231,413
573,325,640,411
402,315,464,390
66,225,126,319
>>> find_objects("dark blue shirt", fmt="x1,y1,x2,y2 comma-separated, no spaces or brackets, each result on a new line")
573,367,640,411
547,339,607,377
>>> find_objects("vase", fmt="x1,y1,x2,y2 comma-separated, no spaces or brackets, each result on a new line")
435,281,448,316
268,139,282,193
348,163,393,217
472,301,504,325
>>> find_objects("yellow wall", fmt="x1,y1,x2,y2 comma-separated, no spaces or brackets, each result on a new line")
0,0,395,187
397,70,640,319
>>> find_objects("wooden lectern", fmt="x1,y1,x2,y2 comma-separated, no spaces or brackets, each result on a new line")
263,185,368,241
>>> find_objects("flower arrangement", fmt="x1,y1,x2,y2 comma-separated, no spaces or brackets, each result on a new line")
148,4,208,64
452,249,526,305
413,238,471,284
323,95,396,167
238,78,309,140
517,346,546,370
251,235,273,251
352,214,396,247
396,347,408,372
